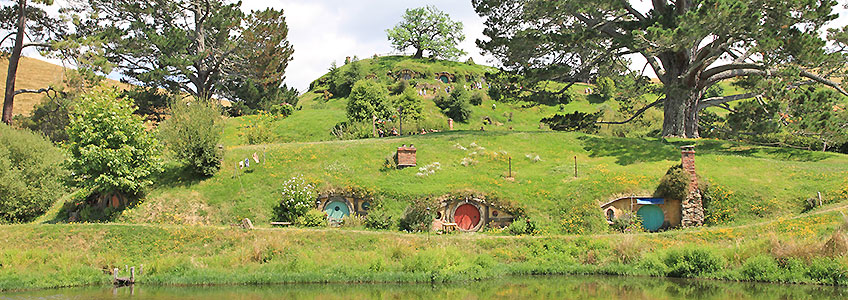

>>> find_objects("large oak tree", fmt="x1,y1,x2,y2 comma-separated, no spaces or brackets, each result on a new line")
386,5,466,59
473,0,847,138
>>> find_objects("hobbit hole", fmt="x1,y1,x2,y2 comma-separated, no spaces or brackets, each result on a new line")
600,145,703,231
434,194,516,232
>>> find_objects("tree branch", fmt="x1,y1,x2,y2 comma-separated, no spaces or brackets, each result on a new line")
14,86,54,96
698,92,760,110
621,1,646,22
596,96,664,124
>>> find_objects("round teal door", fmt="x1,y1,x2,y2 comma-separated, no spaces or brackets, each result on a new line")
637,205,664,231
324,201,350,220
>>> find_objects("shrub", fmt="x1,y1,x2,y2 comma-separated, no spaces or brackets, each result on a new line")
594,76,616,101
507,217,537,235
364,209,394,230
158,99,224,177
398,198,435,232
393,90,424,121
346,80,392,122
636,255,668,276
242,112,276,144
295,209,326,227
392,79,410,95
66,87,161,196
0,125,68,223
806,258,848,285
434,87,472,122
13,93,74,143
664,247,725,278
470,90,486,106
740,255,781,282
610,211,643,233
272,175,317,222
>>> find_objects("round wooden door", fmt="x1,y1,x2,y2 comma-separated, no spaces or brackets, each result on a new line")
637,205,664,232
324,201,350,220
454,204,481,230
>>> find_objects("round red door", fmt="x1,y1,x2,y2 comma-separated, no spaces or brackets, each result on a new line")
454,204,481,230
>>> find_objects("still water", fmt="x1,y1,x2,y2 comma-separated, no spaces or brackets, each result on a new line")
3,275,848,300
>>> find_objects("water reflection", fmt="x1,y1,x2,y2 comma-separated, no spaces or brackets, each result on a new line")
3,275,847,300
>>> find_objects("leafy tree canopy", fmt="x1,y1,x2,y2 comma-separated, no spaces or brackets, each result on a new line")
386,5,466,59
473,0,848,138
66,87,161,196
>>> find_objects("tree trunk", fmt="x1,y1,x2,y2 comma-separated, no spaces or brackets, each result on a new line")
413,48,423,59
2,0,26,125
661,85,702,138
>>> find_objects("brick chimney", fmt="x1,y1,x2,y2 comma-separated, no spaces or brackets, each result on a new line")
396,144,417,169
680,145,704,227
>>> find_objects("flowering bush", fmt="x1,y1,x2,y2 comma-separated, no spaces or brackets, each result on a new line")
273,175,317,222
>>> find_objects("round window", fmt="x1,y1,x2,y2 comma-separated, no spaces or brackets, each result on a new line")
435,212,442,219
362,202,371,211
493,210,499,217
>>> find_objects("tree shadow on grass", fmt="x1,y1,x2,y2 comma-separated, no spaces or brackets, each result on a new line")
155,162,206,189
579,135,832,166
665,139,831,162
578,136,679,165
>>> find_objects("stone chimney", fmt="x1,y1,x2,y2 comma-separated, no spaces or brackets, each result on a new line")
680,145,704,227
396,144,417,169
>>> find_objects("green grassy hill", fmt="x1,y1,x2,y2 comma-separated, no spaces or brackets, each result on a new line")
5,56,848,291
157,56,848,233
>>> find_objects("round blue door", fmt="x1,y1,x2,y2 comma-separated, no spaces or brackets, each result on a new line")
637,205,664,231
324,201,350,220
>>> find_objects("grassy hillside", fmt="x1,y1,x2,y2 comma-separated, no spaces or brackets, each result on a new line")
0,56,128,117
115,129,848,234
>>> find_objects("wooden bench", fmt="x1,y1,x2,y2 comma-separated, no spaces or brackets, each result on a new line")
270,222,293,227
442,222,458,233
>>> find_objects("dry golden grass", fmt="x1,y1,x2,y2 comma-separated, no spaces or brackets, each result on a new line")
0,56,127,117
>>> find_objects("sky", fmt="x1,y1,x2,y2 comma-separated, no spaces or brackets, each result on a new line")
24,1,848,93
239,0,492,92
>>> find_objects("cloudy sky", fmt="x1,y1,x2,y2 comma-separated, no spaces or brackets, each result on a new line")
239,0,491,92
25,1,848,93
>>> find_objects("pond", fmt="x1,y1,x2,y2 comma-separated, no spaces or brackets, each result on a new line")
3,275,848,300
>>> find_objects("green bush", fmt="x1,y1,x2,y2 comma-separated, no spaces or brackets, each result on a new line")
364,210,394,230
295,209,326,227
507,217,537,235
66,87,161,196
740,255,781,282
346,80,392,122
594,76,616,101
0,125,68,223
664,247,725,278
242,112,277,144
470,90,486,106
806,258,848,285
158,99,224,177
610,211,643,233
398,198,435,232
434,87,472,122
393,90,424,121
272,175,316,222
636,255,668,276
